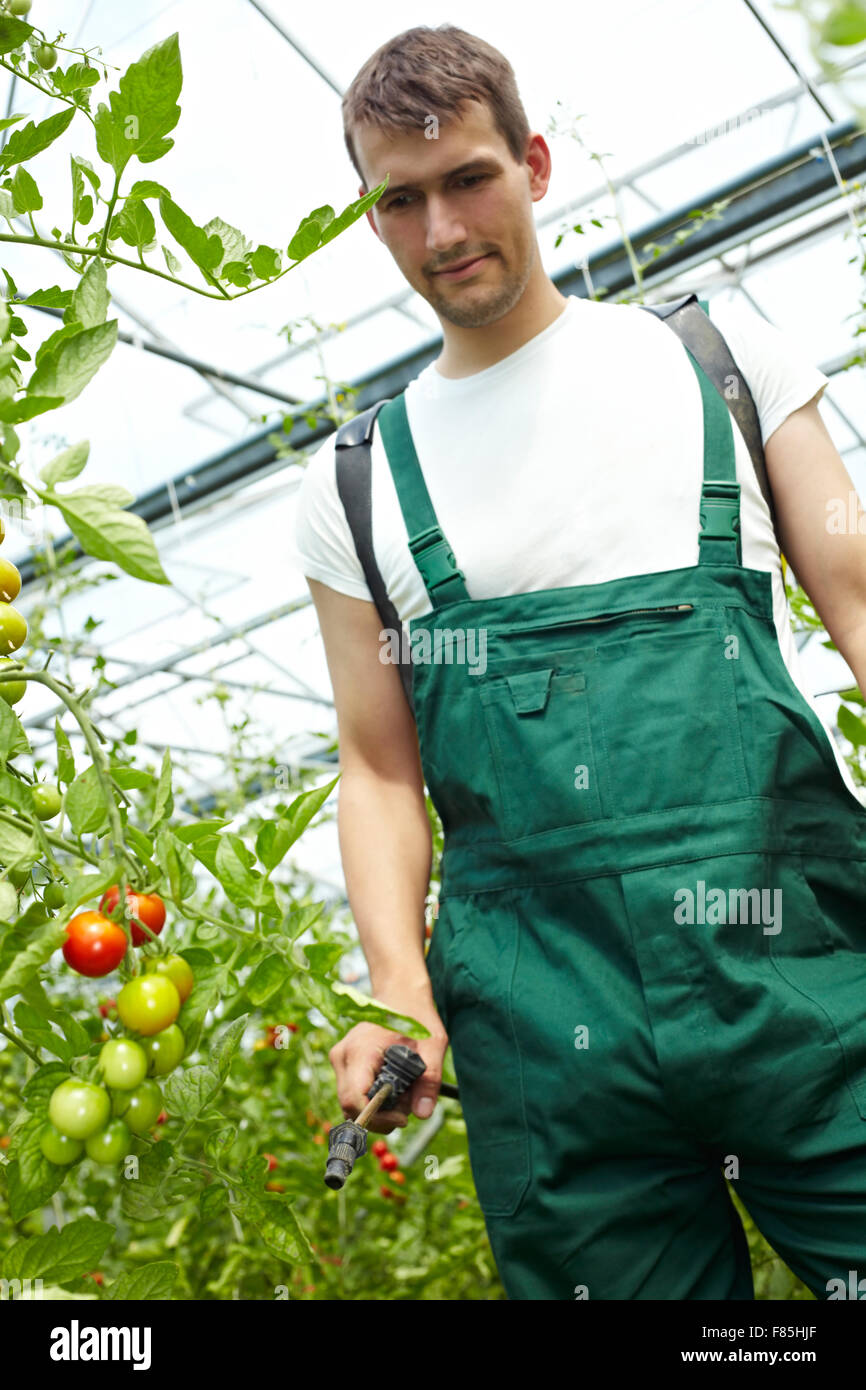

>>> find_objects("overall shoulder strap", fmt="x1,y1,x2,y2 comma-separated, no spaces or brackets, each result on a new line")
640,294,776,532
334,401,415,718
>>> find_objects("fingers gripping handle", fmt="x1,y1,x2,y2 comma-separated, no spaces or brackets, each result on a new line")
323,1044,427,1190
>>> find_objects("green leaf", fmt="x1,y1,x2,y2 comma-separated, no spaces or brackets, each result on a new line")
0,766,35,814
287,182,386,263
94,34,182,176
0,16,32,55
68,258,109,330
0,394,63,423
64,762,110,836
0,107,75,170
0,919,66,1001
155,825,196,902
245,952,289,1005
20,285,73,309
235,1192,312,1262
838,704,866,748
3,1216,113,1284
333,979,430,1037
54,717,75,784
21,1061,71,1113
110,194,157,250
70,156,98,226
215,833,258,906
159,193,223,274
40,440,89,488
162,1064,221,1123
0,818,37,873
0,696,32,763
10,164,41,214
260,775,339,869
204,217,251,278
106,1261,178,1300
172,818,229,843
46,484,170,585
1,1112,66,1219
172,946,223,1052
822,4,866,45
14,1002,75,1062
149,747,174,830
57,865,120,912
27,319,117,404
209,1014,247,1079
249,244,281,280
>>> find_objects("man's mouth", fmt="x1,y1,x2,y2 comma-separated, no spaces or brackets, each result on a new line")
433,254,493,280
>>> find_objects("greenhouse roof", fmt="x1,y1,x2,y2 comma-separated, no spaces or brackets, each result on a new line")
4,0,866,903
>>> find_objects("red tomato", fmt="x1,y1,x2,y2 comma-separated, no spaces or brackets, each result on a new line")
390,1171,406,1185
379,1152,399,1171
263,1153,278,1172
371,1139,389,1157
99,885,166,947
380,1185,393,1199
63,911,128,978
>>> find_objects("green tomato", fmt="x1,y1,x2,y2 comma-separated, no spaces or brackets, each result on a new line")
34,43,56,69
144,953,194,1002
117,974,180,1036
43,881,66,910
111,1079,162,1134
8,0,33,15
84,1119,131,1165
142,1024,184,1077
31,783,61,820
48,1079,111,1140
39,1123,83,1165
98,1037,148,1090
7,866,28,889
0,656,25,705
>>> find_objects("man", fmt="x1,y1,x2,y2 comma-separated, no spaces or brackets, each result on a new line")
293,23,866,1299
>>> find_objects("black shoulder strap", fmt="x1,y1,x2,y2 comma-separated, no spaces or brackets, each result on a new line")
334,401,416,717
639,293,777,531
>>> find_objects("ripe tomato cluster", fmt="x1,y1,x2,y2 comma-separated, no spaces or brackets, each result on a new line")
371,1139,407,1202
41,885,195,1171
61,885,168,978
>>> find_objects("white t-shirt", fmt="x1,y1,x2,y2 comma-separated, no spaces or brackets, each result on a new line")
293,293,861,803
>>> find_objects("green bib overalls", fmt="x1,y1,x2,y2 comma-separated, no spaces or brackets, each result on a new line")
376,347,866,1301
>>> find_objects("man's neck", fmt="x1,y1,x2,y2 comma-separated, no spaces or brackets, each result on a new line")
434,273,569,380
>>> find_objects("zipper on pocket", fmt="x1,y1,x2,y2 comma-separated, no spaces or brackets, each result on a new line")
500,603,694,636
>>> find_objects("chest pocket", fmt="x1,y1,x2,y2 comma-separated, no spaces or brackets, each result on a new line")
479,666,604,841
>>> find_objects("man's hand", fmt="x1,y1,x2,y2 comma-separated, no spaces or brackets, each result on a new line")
329,1012,449,1134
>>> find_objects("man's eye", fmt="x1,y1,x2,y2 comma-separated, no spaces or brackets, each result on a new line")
387,175,486,210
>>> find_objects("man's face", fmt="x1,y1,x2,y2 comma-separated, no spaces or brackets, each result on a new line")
355,100,546,328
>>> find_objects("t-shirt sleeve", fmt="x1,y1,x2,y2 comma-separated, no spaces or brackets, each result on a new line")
291,431,375,601
707,297,830,446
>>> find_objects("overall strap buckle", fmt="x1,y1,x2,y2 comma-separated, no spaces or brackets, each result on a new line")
699,479,741,564
408,524,467,598
699,479,741,541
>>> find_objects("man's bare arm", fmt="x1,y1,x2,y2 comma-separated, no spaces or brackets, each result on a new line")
765,395,866,693
306,576,446,1126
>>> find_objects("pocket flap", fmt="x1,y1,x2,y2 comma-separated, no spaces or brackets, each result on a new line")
506,667,585,714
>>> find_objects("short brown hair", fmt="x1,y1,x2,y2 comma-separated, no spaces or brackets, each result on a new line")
342,25,531,188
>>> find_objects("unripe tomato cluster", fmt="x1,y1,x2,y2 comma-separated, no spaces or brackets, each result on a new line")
41,885,195,1171
0,516,28,711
